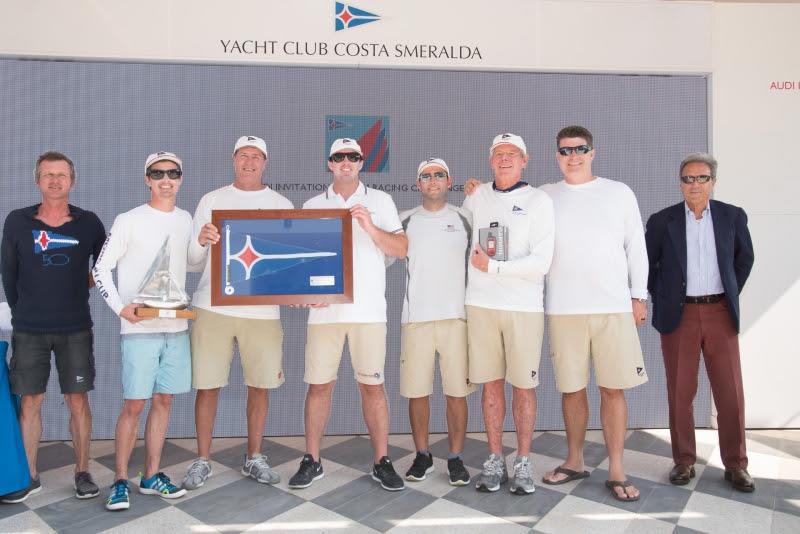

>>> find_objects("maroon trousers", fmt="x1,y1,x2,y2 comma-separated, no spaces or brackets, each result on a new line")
660,299,748,469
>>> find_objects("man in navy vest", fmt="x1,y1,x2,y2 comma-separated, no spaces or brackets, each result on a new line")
645,152,755,492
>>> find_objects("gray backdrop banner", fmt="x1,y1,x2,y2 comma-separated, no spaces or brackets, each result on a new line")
0,59,709,440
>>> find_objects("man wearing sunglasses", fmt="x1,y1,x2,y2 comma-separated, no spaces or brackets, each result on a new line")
398,158,475,487
288,138,408,492
539,126,648,502
1,152,106,504
93,151,193,510
645,153,755,492
463,133,555,495
182,136,293,490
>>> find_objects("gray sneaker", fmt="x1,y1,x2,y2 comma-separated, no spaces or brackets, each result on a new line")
183,458,213,490
475,453,508,492
241,454,280,484
510,456,535,495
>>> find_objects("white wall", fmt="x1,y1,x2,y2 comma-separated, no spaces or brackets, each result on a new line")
1,0,797,428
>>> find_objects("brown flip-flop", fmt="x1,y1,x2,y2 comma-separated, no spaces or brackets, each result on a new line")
605,480,640,502
542,466,590,485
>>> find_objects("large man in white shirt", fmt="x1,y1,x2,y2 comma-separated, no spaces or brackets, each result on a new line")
287,138,408,492
463,133,554,495
182,136,293,490
93,152,194,510
399,158,475,486
540,126,648,502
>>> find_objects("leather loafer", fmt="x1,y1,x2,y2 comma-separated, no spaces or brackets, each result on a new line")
725,467,755,492
669,464,695,485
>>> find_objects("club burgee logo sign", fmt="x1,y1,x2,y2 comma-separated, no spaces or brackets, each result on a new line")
326,115,389,172
335,2,380,31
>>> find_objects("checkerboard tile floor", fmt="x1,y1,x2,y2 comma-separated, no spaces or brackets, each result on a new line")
0,429,798,533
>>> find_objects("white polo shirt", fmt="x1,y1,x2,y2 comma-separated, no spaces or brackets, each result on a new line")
462,182,555,312
400,204,471,324
188,184,294,319
303,182,403,324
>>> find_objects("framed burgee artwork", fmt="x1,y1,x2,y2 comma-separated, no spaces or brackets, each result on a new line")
211,209,353,305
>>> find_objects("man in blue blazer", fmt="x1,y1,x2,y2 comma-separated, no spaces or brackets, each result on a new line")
645,153,755,492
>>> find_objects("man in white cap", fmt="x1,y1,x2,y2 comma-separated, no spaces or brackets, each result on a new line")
463,133,554,495
182,136,293,490
398,158,475,487
93,151,194,510
288,138,408,491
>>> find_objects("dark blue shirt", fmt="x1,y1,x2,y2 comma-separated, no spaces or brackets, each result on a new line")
1,204,106,333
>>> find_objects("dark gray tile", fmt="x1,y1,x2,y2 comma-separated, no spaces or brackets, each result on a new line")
211,438,304,470
320,436,411,472
625,430,674,459
672,526,707,534
429,436,514,471
177,478,304,532
37,442,76,472
571,468,667,513
637,484,693,524
774,479,800,516
693,465,775,510
34,490,168,534
95,439,196,474
532,432,608,467
0,502,29,521
444,484,565,528
313,475,434,532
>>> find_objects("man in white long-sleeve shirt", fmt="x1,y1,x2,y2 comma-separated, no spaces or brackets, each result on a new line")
181,136,293,490
93,151,194,510
463,133,555,495
540,126,648,502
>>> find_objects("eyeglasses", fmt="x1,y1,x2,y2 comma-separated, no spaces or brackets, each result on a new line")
492,151,523,160
557,145,592,156
329,153,363,163
680,175,713,184
418,171,448,182
147,169,183,180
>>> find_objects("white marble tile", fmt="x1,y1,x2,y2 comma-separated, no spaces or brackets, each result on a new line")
387,499,529,534
535,495,637,534
0,509,56,533
678,491,773,533
98,505,218,534
244,501,379,533
622,516,675,534
771,510,800,534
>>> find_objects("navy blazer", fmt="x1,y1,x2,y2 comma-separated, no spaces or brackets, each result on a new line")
645,199,754,334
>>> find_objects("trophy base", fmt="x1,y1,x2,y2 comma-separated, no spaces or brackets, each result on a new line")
135,307,197,320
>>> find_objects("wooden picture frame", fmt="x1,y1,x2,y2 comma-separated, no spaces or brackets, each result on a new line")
210,209,353,305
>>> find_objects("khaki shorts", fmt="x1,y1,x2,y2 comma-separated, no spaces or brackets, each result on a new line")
305,323,386,385
190,308,284,390
466,306,544,389
548,313,648,393
400,319,476,398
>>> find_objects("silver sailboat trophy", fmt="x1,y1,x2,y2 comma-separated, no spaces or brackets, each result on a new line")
133,236,197,319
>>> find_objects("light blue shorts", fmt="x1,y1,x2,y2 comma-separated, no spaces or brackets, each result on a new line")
121,331,191,400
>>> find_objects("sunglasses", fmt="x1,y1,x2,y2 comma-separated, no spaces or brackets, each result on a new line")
680,175,713,184
329,153,363,163
557,145,593,156
147,169,183,180
418,171,448,182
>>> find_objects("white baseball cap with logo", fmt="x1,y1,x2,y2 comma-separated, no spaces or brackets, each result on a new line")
329,138,363,157
490,133,527,156
233,135,268,159
417,157,450,177
145,151,183,172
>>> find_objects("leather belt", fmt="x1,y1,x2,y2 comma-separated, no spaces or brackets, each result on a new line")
684,294,724,304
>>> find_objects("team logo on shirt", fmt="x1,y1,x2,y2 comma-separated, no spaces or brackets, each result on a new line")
444,224,458,232
32,230,79,253
636,367,646,377
511,205,525,215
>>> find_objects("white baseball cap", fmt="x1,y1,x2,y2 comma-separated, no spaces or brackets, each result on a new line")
145,151,182,173
490,133,527,156
233,135,268,158
417,157,450,177
329,138,363,157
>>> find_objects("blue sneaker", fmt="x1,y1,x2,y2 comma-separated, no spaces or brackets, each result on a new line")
106,479,130,511
139,472,187,499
